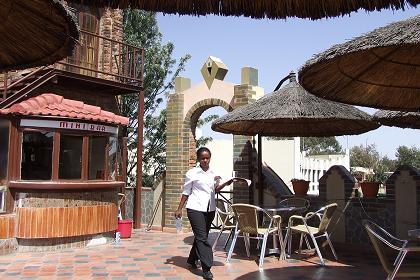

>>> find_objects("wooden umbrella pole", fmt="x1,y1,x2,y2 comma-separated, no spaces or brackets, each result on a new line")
134,50,145,229
258,134,263,205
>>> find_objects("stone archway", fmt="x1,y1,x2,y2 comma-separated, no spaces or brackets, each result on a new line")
163,64,264,231
184,98,233,168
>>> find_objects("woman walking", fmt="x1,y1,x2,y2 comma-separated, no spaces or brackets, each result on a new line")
174,147,234,279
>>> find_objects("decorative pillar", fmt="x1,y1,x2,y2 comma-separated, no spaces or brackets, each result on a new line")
318,165,356,243
164,77,190,231
387,165,419,239
232,67,263,204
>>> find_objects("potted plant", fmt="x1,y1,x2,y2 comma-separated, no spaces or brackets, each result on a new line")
291,179,310,196
360,166,387,199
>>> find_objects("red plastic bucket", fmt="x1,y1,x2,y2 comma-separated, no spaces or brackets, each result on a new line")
117,219,133,238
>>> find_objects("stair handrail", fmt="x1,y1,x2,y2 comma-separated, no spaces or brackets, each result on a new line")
3,66,49,93
0,68,55,109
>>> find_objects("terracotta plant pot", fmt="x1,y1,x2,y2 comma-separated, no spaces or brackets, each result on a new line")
291,180,310,196
360,182,380,199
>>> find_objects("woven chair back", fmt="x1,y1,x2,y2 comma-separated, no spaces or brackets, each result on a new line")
318,203,337,233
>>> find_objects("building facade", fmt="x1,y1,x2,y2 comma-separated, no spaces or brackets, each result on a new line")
0,4,142,254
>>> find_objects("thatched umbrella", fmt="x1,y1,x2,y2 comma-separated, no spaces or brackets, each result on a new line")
67,0,420,20
212,71,379,205
299,14,420,112
374,110,420,129
212,72,380,137
0,0,79,71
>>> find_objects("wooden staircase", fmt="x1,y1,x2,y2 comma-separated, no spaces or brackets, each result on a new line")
0,67,56,109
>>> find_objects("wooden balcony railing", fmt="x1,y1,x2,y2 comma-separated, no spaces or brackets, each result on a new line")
55,30,144,88
1,31,143,101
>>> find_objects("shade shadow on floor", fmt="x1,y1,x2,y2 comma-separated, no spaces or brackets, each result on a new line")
234,265,385,280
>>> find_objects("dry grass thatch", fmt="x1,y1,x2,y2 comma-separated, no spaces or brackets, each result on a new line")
211,73,380,137
0,0,79,71
374,110,420,129
299,14,420,112
68,0,420,20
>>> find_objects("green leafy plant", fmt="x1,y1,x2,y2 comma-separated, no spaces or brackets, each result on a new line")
364,164,387,184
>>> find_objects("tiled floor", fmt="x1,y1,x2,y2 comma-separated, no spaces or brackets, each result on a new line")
0,229,393,279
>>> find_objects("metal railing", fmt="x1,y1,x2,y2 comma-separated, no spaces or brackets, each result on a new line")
2,30,144,101
55,30,144,87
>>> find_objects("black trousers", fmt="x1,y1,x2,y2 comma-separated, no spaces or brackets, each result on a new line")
187,208,215,271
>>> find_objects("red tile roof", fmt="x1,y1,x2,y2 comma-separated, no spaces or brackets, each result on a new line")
0,93,129,125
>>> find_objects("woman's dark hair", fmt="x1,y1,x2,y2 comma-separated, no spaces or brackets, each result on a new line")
196,147,211,159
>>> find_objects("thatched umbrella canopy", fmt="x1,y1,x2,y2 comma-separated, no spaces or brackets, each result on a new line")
212,72,380,137
374,110,420,129
0,0,79,71
299,14,420,112
68,0,420,20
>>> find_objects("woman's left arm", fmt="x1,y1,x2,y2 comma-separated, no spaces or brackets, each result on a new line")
215,178,234,192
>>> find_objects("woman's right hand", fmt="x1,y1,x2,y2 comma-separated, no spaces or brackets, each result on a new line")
174,209,182,218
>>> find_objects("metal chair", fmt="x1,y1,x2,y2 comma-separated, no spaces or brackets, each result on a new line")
278,197,310,211
212,199,236,251
285,203,338,266
363,220,420,280
226,203,283,271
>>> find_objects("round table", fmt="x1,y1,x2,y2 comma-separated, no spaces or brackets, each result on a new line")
259,205,308,260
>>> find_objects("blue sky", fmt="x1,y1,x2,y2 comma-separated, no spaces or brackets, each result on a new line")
157,8,420,159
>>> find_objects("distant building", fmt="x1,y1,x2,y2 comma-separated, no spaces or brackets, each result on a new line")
207,137,350,195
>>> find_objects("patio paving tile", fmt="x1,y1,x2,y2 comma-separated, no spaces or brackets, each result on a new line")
0,229,406,279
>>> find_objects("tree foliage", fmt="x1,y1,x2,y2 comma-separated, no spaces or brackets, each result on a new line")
350,144,389,183
395,146,420,169
301,137,343,155
350,144,380,168
121,10,190,188
195,114,219,148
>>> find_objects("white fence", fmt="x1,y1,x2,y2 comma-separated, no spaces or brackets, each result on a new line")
300,149,350,194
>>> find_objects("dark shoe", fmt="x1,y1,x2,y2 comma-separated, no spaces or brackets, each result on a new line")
202,270,213,279
187,259,198,269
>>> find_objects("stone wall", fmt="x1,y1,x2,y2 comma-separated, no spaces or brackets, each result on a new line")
15,190,118,208
0,238,17,255
124,187,134,220
17,232,114,253
98,8,123,79
292,164,420,246
141,188,153,225
34,80,120,114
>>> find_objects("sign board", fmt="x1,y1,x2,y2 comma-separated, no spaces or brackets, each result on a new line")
20,119,118,135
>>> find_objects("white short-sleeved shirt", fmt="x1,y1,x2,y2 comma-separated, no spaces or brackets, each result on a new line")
182,166,220,212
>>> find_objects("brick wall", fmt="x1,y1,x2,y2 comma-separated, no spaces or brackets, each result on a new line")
232,85,258,204
165,92,187,230
33,83,120,114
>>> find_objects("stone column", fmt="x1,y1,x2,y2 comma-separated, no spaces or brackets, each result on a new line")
164,77,191,231
319,165,356,243
387,165,419,239
232,67,263,204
